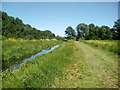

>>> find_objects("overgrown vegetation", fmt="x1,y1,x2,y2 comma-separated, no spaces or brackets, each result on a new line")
2,41,74,88
2,41,118,88
2,38,61,71
82,40,119,54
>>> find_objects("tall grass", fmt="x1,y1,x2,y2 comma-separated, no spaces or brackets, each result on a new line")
82,40,119,54
2,41,75,88
2,39,62,70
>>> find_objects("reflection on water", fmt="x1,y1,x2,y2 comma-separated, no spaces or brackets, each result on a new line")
8,45,59,71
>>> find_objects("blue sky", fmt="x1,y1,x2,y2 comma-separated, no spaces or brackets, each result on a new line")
2,2,118,36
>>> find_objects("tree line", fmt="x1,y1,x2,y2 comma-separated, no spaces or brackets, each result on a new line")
1,11,119,40
1,11,56,40
65,20,120,40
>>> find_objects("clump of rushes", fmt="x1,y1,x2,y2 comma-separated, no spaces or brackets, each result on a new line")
82,40,119,54
2,41,74,88
2,38,62,70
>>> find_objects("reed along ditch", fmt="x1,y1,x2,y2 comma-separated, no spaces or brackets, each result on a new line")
2,45,59,71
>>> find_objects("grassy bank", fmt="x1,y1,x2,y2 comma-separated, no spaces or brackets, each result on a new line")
82,40,119,54
52,41,118,88
2,41,75,88
2,39,62,70
2,41,118,88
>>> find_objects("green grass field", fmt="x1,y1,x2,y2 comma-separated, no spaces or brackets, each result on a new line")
2,40,118,88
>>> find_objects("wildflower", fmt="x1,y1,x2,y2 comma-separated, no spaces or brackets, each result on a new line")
7,38,17,41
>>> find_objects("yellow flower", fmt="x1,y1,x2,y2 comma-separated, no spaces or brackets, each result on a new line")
7,38,17,41
45,39,50,41
32,39,37,42
51,39,57,41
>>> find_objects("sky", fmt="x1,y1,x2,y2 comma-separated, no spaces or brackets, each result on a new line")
2,2,118,37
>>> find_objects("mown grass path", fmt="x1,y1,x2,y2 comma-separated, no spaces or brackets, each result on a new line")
53,41,118,88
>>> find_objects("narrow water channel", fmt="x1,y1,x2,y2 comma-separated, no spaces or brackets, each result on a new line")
8,45,59,71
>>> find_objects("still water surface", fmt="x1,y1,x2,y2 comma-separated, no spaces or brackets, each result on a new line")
8,45,59,71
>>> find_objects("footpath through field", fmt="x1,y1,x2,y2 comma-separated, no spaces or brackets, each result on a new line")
53,41,118,88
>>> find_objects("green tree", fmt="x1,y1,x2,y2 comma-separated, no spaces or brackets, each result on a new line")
65,26,76,40
88,24,96,40
2,11,56,40
112,19,120,40
76,23,88,40
99,26,111,40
